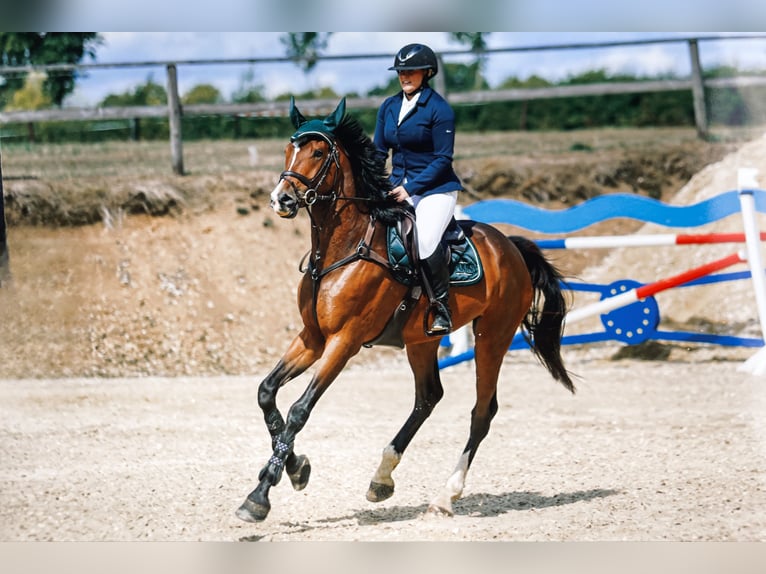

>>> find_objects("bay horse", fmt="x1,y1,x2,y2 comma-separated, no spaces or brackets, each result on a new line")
235,98,575,523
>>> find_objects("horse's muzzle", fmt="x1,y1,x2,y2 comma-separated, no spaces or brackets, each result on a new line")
271,190,299,219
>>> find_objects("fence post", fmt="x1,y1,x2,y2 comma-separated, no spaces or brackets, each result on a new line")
130,118,141,142
688,39,709,140
166,64,185,175
0,145,11,287
435,54,447,97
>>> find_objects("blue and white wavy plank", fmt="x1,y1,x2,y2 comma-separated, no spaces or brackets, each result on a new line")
462,189,766,234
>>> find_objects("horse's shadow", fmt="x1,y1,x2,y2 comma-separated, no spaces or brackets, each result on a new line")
239,488,619,541
353,488,620,524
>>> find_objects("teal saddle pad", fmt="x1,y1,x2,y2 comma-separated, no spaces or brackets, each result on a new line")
385,223,483,287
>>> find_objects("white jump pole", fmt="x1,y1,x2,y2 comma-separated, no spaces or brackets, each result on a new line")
737,168,766,376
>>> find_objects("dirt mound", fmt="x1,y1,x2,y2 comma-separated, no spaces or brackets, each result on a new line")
464,144,723,204
0,129,762,378
580,132,766,340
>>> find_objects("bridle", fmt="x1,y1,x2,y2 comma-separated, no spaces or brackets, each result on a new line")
278,132,342,210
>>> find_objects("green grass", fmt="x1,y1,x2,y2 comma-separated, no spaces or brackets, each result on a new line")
2,125,763,181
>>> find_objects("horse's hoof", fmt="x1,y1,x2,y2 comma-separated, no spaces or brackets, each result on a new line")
287,454,311,491
235,496,271,523
366,481,395,502
425,503,454,518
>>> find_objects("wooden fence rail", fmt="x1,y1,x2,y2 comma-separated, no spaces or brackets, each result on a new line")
2,36,766,175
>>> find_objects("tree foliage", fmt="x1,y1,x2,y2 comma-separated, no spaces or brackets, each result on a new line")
449,33,490,90
0,32,102,108
4,71,51,111
100,76,167,107
182,84,222,105
280,33,333,72
231,68,266,103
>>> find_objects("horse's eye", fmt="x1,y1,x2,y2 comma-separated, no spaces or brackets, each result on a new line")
312,149,324,159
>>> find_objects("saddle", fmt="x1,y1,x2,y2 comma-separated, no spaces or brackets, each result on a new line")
385,217,483,287
363,217,484,348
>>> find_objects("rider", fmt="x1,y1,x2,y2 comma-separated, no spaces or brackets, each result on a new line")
374,43,463,335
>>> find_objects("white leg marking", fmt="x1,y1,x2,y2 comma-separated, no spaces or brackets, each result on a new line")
371,444,401,487
428,451,470,516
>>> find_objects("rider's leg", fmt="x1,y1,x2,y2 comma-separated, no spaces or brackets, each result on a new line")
412,191,458,335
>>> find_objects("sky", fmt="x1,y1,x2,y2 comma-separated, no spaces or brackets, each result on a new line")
64,32,766,107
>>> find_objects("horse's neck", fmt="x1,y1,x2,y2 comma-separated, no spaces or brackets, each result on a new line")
311,203,374,260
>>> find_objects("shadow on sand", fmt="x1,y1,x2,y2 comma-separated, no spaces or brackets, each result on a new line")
239,488,619,541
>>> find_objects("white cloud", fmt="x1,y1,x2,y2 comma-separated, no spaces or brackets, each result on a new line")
62,32,766,106
591,45,686,78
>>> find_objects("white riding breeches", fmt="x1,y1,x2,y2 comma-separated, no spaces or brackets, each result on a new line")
407,191,459,259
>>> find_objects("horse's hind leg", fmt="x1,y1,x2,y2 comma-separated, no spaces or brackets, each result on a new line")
427,316,509,516
367,339,444,502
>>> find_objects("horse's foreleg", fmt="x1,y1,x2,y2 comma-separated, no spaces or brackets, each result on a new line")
235,334,321,523
259,332,324,488
257,361,313,492
237,336,356,522
367,340,444,503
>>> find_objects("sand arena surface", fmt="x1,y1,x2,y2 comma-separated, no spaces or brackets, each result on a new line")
1,348,766,541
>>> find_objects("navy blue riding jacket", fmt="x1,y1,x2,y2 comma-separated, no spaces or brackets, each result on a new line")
373,86,463,197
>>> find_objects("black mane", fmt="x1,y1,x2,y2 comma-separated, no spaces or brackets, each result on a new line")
333,113,407,225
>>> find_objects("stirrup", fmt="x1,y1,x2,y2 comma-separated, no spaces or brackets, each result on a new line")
425,301,452,336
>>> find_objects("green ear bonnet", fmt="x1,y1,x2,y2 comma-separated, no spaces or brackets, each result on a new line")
289,96,346,142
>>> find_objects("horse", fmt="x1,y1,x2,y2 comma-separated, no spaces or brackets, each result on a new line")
235,98,575,523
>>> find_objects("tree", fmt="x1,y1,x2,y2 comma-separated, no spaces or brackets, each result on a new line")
442,62,489,93
4,71,52,110
0,33,102,108
100,75,167,107
280,33,333,72
182,84,222,105
231,68,266,103
449,32,490,90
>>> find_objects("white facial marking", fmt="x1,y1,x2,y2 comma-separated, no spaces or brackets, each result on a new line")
270,141,302,211
269,180,287,209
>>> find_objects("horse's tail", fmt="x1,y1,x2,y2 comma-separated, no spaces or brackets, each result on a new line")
509,235,576,394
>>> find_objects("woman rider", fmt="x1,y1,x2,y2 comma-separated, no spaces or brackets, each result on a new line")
374,43,462,335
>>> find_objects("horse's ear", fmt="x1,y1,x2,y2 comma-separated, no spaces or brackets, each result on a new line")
289,96,307,129
323,97,346,131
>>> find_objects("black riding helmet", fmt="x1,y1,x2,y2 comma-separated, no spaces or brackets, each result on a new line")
388,43,438,78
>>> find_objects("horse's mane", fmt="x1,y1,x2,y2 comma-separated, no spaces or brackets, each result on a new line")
333,114,407,225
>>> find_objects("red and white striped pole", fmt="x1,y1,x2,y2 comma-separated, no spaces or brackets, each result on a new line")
565,251,747,325
537,232,766,250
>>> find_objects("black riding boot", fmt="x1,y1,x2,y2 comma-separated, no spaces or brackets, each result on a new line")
421,244,452,335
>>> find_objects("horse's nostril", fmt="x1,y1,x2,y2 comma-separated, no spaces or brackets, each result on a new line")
281,193,297,208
